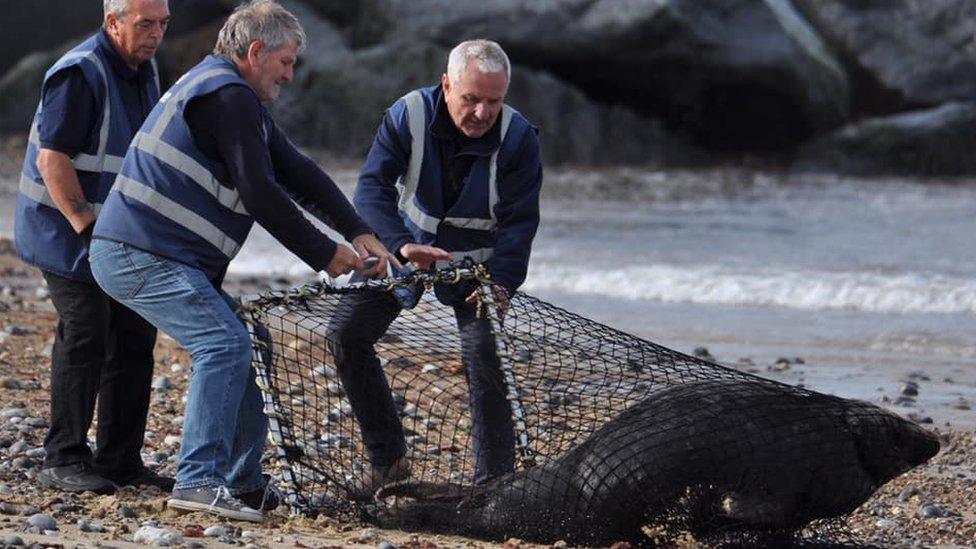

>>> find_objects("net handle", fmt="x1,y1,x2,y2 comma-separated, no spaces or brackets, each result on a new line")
477,282,537,468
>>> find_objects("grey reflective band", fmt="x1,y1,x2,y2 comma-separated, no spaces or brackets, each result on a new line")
27,51,123,174
397,91,514,238
20,174,103,215
441,216,496,231
150,58,161,96
487,105,514,226
435,247,494,268
150,68,238,139
112,175,243,258
131,133,247,215
74,153,123,174
396,91,441,234
65,51,113,174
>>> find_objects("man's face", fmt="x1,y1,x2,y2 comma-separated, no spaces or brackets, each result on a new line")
245,39,299,102
105,0,170,68
442,62,509,139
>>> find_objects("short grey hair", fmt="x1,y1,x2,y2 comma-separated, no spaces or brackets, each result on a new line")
447,39,511,83
214,0,307,59
103,0,129,23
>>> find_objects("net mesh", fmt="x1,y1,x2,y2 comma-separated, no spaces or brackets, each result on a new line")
240,263,937,546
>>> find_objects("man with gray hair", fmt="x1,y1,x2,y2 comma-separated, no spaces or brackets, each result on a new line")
331,39,543,498
90,0,396,521
15,0,172,495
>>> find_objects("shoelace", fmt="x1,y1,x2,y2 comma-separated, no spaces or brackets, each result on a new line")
258,479,281,510
209,485,242,510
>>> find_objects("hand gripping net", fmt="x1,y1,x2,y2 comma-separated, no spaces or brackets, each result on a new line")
239,262,936,547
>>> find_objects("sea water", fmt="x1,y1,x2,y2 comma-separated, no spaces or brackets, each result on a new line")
4,168,974,424
229,168,976,425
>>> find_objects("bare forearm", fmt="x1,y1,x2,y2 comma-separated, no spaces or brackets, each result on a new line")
36,149,94,233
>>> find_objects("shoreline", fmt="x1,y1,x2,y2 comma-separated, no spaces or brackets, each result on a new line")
1,243,974,547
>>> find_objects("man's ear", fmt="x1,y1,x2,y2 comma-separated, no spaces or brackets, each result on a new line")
105,13,119,37
246,40,265,66
441,73,451,94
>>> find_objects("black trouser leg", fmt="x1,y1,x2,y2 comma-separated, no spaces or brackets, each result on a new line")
93,296,157,477
42,272,111,468
326,290,406,467
454,303,515,484
41,271,156,474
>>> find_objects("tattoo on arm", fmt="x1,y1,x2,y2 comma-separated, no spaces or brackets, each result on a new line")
67,194,93,215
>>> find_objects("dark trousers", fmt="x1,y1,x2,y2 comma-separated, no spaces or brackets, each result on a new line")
42,271,157,477
327,290,516,485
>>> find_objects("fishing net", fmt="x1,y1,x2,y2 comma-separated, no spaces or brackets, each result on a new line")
239,262,936,547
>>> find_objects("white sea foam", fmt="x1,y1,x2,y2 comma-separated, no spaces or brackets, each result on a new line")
523,263,976,316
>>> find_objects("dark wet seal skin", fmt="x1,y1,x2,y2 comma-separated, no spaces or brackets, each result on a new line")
375,379,940,546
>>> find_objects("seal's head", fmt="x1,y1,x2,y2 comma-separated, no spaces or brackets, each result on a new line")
845,402,940,485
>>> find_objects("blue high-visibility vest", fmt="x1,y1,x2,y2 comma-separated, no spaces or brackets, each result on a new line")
94,55,270,280
392,87,534,266
357,85,537,304
15,33,160,281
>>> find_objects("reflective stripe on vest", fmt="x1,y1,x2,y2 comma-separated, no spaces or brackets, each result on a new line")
130,132,247,215
396,90,514,235
26,51,125,176
434,247,495,269
102,58,259,263
18,174,103,216
124,66,248,224
148,67,237,139
113,174,242,258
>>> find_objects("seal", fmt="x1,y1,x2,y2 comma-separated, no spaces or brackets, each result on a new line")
375,379,940,546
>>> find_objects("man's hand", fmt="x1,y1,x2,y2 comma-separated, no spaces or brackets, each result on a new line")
79,221,94,249
325,245,364,277
399,243,452,270
465,283,511,322
352,234,401,279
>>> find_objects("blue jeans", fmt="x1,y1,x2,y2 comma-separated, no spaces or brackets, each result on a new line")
89,239,267,494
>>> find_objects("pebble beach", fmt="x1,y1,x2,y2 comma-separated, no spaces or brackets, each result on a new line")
0,240,973,548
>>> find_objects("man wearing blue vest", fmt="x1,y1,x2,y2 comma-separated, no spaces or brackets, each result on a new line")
331,39,543,498
89,0,395,522
14,0,172,494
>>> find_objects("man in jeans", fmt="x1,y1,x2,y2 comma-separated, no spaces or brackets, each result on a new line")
14,0,173,494
90,0,396,522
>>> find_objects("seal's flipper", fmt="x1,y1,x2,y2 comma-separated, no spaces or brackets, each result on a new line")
377,481,467,502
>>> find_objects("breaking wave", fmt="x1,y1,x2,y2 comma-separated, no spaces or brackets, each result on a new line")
523,263,976,316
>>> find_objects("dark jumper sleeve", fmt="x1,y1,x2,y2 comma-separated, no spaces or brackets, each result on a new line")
266,123,372,243
185,85,341,272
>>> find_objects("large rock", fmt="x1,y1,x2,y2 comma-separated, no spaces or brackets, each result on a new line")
392,0,850,150
155,21,226,89
793,102,976,176
0,1,231,77
0,1,100,77
792,0,976,114
301,0,395,48
275,42,690,164
0,1,232,132
273,4,692,165
0,48,68,133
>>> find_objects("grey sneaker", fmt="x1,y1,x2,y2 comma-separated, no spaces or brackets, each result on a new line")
349,455,412,501
168,485,263,522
